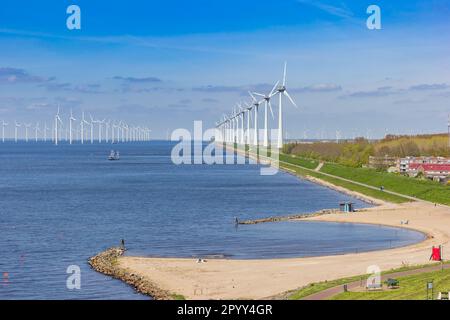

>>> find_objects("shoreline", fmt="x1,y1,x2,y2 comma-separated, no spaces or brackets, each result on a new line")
89,147,449,299
88,247,174,300
108,201,449,299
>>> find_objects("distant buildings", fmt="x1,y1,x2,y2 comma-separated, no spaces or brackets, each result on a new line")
370,156,450,183
402,157,450,182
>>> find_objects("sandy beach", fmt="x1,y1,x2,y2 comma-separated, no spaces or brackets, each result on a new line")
116,200,450,299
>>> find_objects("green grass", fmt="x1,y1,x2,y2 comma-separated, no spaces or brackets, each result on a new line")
280,161,409,204
287,262,448,300
321,163,450,205
279,154,319,170
171,293,186,300
332,268,450,300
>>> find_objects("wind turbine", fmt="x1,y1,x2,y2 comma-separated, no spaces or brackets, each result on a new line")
273,62,298,149
105,120,111,143
69,109,76,144
97,119,105,143
234,103,244,144
1,120,8,143
89,114,97,144
14,121,21,143
237,105,246,145
34,122,40,142
123,123,130,142
80,112,89,144
54,107,63,145
112,122,119,143
230,107,238,144
252,82,278,147
249,92,262,146
24,123,32,142
243,103,253,145
43,123,49,142
121,122,127,142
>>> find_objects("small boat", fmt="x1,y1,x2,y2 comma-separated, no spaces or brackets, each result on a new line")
108,150,120,161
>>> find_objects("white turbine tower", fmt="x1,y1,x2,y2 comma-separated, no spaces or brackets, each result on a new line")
34,122,40,142
121,122,126,142
14,121,21,143
24,123,32,142
1,120,8,143
43,123,49,142
243,103,252,145
105,120,111,143
273,62,298,149
80,112,89,144
238,106,245,145
97,119,105,143
123,123,130,142
69,109,76,144
249,92,262,146
54,107,63,145
89,114,97,144
112,122,119,143
252,82,278,148
234,103,244,144
232,105,239,144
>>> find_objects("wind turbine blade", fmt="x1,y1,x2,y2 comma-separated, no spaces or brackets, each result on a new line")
248,91,256,101
252,92,265,98
283,61,287,86
268,101,274,119
284,90,298,108
270,81,279,96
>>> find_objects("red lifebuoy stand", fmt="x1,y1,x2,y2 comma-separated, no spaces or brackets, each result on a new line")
430,246,442,261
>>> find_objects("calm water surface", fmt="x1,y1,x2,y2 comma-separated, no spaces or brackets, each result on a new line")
0,141,425,299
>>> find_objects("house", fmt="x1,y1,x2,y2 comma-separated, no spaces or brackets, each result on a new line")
399,156,450,173
407,163,450,181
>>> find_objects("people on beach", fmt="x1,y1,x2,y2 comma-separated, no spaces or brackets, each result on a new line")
121,239,125,249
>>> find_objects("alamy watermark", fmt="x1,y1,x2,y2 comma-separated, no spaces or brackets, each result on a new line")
170,121,280,176
66,265,81,290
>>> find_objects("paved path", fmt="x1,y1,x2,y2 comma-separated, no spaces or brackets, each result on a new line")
314,161,324,172
302,263,450,300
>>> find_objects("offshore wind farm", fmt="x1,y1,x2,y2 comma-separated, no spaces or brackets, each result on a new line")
0,108,151,145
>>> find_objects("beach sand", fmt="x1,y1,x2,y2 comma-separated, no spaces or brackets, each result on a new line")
117,201,450,299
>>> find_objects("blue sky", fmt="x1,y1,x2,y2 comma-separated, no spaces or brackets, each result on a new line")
0,0,449,139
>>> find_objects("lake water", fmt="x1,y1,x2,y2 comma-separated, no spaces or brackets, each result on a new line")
0,141,425,299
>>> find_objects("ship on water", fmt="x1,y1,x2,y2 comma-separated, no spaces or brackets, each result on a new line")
108,150,120,161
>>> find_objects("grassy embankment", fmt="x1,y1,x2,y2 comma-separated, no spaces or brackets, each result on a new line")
332,268,450,300
320,163,450,205
235,145,448,204
278,154,409,204
287,262,449,300
277,153,449,205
